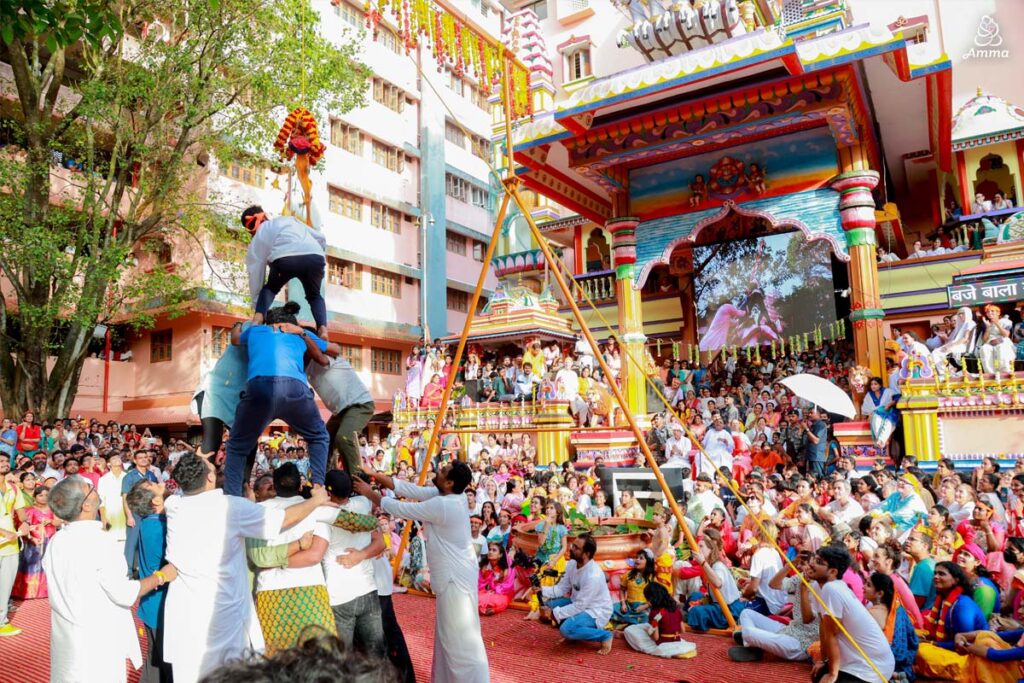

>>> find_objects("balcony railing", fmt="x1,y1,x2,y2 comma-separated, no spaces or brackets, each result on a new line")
574,270,615,303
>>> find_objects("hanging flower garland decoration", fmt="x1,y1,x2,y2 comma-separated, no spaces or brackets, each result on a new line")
358,0,533,119
274,107,326,166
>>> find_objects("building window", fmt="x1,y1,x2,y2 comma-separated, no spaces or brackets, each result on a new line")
330,120,362,155
334,0,362,29
328,186,363,220
150,329,172,363
447,288,469,312
224,160,264,187
445,121,465,148
565,46,592,82
470,186,488,208
210,326,231,358
372,78,405,113
371,139,404,172
448,70,465,96
370,268,401,297
370,202,401,233
471,135,492,160
372,347,402,374
472,240,485,261
327,257,361,288
338,343,363,370
446,231,466,255
377,24,401,54
445,173,468,202
525,0,548,20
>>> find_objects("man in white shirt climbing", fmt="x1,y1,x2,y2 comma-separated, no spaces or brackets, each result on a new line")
242,204,328,338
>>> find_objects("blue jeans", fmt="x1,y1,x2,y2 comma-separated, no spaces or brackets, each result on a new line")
255,253,326,329
225,376,329,495
546,597,612,643
807,459,826,477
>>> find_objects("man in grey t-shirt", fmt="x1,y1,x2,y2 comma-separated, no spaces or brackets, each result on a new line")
306,344,375,474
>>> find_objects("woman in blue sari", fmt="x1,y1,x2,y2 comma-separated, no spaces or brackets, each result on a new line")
862,376,899,446
865,572,918,682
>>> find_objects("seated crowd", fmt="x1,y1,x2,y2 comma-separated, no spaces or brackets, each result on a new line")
6,333,1024,683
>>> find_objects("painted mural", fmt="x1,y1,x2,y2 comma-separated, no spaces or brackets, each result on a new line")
630,127,839,220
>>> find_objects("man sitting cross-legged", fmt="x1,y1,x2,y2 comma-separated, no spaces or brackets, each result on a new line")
531,533,615,655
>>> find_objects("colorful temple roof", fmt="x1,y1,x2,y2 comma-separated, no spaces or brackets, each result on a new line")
440,282,577,345
951,89,1024,151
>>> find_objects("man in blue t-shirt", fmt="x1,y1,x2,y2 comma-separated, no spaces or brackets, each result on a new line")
224,303,330,495
802,407,830,478
0,419,16,466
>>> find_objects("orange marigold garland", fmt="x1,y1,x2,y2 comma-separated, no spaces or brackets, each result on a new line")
273,107,326,166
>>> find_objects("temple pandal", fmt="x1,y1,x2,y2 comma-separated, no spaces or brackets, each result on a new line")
391,3,1024,471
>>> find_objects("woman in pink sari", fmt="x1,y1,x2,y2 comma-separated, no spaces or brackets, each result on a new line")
479,541,515,615
420,373,444,409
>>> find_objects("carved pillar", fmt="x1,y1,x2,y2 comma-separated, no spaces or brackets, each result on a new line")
830,169,886,378
607,216,648,418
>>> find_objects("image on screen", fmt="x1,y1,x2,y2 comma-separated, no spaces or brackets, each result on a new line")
694,231,837,351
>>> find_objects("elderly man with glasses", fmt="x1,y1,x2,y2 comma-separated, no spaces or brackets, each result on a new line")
43,476,177,683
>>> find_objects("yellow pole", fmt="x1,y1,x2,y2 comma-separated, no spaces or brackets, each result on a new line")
506,182,738,630
390,190,512,575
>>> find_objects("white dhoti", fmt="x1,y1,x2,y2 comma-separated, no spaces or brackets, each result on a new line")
980,339,1015,374
739,609,809,661
930,344,969,377
623,623,696,658
433,582,490,683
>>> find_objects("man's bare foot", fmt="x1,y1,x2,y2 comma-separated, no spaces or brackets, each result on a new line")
598,639,613,655
524,611,540,621
252,312,264,325
316,325,328,339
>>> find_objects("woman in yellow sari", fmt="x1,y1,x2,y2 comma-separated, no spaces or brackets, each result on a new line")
957,628,1024,683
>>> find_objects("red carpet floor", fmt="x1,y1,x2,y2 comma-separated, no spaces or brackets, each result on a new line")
0,593,818,683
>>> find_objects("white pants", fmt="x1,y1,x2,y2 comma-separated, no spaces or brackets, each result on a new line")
623,623,696,658
433,582,489,683
930,345,968,377
0,554,18,625
980,339,1015,374
739,609,809,661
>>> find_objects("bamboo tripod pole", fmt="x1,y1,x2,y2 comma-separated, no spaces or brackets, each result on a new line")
506,182,738,630
389,192,511,575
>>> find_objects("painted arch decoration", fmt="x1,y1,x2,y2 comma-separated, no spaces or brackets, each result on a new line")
633,189,848,289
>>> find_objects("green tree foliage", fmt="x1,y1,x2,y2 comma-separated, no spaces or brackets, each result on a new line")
0,0,366,420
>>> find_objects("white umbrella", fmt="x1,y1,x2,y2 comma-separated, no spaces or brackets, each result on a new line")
779,373,857,419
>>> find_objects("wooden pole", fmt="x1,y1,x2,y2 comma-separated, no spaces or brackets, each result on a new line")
506,183,738,630
390,189,512,575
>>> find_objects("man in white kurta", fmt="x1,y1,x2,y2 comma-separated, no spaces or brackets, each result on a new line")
536,533,614,654
162,454,331,683
700,416,735,478
356,462,489,683
43,477,174,683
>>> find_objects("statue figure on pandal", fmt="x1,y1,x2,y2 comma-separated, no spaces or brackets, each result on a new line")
688,173,707,207
929,306,976,378
979,303,1015,375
